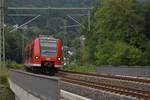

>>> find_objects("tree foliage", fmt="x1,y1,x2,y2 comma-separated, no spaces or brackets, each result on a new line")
5,27,23,63
95,0,146,47
95,41,144,65
81,0,150,65
4,27,33,63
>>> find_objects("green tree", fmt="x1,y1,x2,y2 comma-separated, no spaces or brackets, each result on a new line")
95,41,144,65
81,0,149,65
5,27,23,63
144,1,150,39
94,0,145,48
81,7,98,64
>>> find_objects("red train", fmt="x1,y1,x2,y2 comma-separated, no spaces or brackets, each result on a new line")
24,35,63,74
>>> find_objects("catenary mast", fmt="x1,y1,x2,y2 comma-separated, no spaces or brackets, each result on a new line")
0,0,5,69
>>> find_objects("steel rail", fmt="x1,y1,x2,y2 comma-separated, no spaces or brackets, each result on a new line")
61,76,150,99
59,70,150,84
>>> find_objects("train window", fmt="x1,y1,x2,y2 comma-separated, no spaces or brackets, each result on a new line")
29,47,32,62
31,45,34,59
30,45,33,60
24,52,26,62
27,48,29,63
40,40,57,57
25,52,27,63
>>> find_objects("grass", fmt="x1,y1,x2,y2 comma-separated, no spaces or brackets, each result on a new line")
5,60,24,70
0,85,14,100
0,68,15,100
0,68,9,86
0,60,24,100
63,64,96,73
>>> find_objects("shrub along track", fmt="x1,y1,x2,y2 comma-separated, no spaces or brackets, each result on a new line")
57,70,150,99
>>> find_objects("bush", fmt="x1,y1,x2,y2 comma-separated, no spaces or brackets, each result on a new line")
95,41,144,66
0,65,15,100
5,60,24,69
0,74,8,85
64,64,96,73
0,67,10,87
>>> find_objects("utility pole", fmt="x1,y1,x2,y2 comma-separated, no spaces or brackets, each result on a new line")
63,19,69,64
19,29,24,63
88,10,91,31
0,0,5,69
63,19,67,46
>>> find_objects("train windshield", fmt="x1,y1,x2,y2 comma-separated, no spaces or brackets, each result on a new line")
40,39,57,57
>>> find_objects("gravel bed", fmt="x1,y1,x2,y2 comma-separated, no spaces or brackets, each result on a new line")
60,81,137,100
63,73,150,92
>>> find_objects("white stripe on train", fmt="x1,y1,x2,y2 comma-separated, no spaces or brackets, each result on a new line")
25,64,63,68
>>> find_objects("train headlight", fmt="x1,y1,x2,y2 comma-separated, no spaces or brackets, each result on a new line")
58,57,61,61
35,56,39,59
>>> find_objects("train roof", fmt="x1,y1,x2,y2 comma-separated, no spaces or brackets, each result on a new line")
24,35,60,50
39,35,57,41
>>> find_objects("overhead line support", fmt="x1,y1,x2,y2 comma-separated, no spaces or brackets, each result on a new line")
7,7,93,10
0,0,5,69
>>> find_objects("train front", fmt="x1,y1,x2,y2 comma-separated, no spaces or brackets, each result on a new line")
39,36,63,73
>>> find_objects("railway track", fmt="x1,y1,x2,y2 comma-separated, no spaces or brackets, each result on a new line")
58,70,150,99
59,70,150,84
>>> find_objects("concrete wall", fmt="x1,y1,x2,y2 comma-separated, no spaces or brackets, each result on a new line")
96,66,150,77
9,80,40,100
9,79,92,100
61,90,91,100
10,70,60,100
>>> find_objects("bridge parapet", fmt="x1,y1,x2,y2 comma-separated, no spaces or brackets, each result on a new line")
96,66,150,77
9,70,60,100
